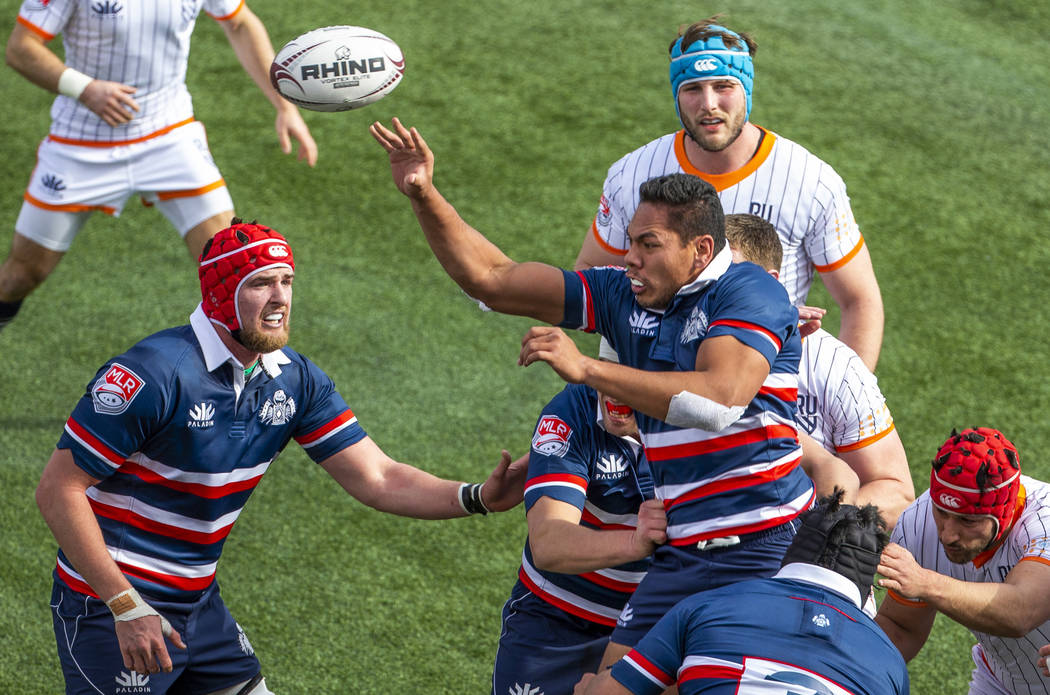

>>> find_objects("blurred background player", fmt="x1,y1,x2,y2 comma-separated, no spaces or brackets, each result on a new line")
575,489,908,695
0,0,318,333
876,427,1050,694
492,339,666,695
373,119,817,677
574,17,884,371
726,213,914,526
35,221,524,694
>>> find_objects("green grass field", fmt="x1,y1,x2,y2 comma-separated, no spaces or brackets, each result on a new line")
1,0,1049,692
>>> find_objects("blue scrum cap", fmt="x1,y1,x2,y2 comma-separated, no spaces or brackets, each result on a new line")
669,25,754,124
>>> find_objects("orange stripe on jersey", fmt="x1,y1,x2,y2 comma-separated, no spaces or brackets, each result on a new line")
208,0,245,21
1019,556,1050,569
47,117,196,147
591,219,627,255
673,127,777,192
24,191,116,215
17,16,54,41
835,422,896,453
886,589,927,607
156,179,227,201
814,236,865,272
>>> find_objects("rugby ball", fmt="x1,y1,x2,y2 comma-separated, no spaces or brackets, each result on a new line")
269,26,405,112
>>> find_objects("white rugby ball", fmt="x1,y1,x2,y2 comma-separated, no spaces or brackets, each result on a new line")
270,25,405,112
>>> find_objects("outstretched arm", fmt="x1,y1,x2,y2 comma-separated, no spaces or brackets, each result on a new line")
218,6,317,166
320,436,526,518
371,118,566,324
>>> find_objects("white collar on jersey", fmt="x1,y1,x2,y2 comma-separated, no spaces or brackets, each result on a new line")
775,562,864,610
190,303,291,377
647,244,733,316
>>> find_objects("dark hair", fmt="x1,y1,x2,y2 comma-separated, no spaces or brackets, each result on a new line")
725,213,781,271
780,489,890,600
638,174,725,252
670,15,757,57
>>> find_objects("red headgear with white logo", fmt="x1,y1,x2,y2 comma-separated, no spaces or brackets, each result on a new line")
198,221,294,332
929,427,1021,546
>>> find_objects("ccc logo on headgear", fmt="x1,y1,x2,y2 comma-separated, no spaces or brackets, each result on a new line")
268,245,289,258
693,58,718,72
938,493,963,509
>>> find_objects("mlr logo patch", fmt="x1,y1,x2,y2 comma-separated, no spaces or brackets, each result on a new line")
532,415,572,457
92,363,145,415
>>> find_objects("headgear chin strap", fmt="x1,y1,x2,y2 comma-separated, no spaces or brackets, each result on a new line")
780,490,888,602
198,221,294,332
929,427,1021,547
669,25,754,126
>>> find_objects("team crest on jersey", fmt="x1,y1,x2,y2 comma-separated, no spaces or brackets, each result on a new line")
795,395,819,434
92,363,145,415
532,415,572,457
628,309,659,337
259,389,296,426
236,622,255,656
679,306,709,344
596,195,612,227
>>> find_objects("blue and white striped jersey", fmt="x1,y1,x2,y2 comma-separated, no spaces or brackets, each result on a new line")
518,383,653,626
560,250,813,545
54,305,366,602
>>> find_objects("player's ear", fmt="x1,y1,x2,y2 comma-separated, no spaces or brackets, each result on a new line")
692,235,715,271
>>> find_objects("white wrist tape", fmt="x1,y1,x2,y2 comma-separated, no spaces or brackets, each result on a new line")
57,67,93,100
106,588,173,636
665,391,746,432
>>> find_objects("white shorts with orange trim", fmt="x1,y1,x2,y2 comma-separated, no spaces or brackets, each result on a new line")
16,121,233,251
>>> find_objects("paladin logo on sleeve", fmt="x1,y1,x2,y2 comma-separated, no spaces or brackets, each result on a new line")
91,364,145,415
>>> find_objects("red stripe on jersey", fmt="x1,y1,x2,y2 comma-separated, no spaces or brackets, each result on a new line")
66,418,126,467
89,498,235,545
710,318,782,350
664,456,802,510
55,564,99,598
578,570,641,593
295,409,355,446
678,663,744,684
669,490,813,546
645,424,798,462
758,385,798,402
117,562,214,593
787,596,858,622
525,473,588,491
626,650,674,686
580,507,634,530
518,567,617,627
120,460,263,500
574,271,597,332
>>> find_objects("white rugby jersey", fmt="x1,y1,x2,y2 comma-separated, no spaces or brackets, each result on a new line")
889,482,1050,694
17,0,244,143
795,328,894,453
590,128,864,306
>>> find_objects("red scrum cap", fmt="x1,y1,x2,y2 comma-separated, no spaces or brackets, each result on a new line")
929,427,1021,546
198,220,294,332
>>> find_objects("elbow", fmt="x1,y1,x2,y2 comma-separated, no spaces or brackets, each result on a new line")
528,538,565,573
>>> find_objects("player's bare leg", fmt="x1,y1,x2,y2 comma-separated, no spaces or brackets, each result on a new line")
0,233,66,331
184,210,234,261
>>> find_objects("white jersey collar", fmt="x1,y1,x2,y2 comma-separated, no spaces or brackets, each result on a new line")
775,563,864,610
190,303,291,377
676,244,733,296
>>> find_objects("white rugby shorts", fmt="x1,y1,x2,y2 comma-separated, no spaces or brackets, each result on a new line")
16,120,234,251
